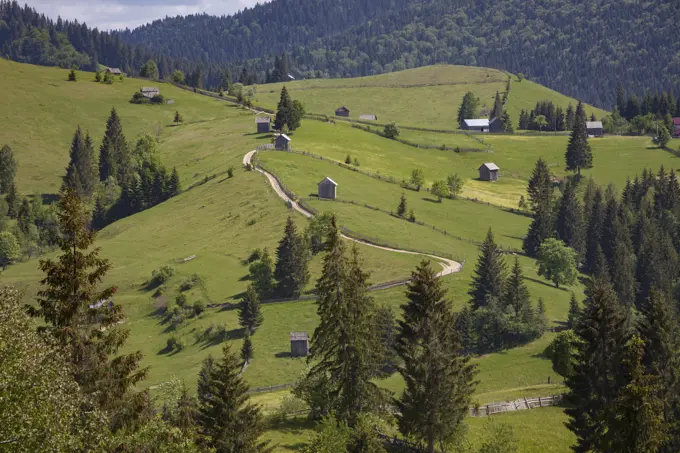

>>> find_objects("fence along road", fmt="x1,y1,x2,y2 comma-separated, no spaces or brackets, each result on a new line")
243,149,462,278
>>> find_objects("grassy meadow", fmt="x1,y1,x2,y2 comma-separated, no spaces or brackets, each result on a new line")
251,65,608,130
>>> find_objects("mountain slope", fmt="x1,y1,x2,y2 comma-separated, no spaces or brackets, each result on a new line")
119,0,680,107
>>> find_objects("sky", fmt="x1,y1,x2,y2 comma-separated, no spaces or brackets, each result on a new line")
28,0,266,31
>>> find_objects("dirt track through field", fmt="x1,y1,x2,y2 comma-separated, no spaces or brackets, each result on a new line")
243,150,462,278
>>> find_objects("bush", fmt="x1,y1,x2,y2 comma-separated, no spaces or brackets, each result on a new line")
271,394,309,423
179,273,202,292
175,294,187,307
352,158,360,167
130,92,148,104
148,265,175,288
227,166,234,178
166,335,185,352
150,94,165,104
216,323,229,342
193,301,206,317
345,154,352,164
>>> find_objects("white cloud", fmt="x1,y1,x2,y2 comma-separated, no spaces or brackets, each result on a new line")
28,0,266,31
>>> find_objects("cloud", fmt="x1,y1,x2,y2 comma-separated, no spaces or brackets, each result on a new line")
28,0,266,31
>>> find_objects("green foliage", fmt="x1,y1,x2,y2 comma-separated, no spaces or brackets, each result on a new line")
150,94,166,104
227,166,235,178
396,193,407,218
537,238,578,288
567,293,580,329
565,101,594,175
99,107,130,184
241,329,254,362
172,70,185,84
446,173,465,198
555,180,585,259
274,86,304,131
544,330,578,379
430,179,449,202
469,229,506,310
249,248,275,298
654,125,671,148
68,68,77,81
149,265,176,288
141,59,159,81
112,415,201,453
0,230,20,267
274,217,310,298
174,111,184,125
345,154,352,164
457,91,479,127
409,168,424,191
383,122,399,139
306,212,335,254
0,144,17,194
62,126,98,199
301,414,351,453
477,421,518,453
238,285,265,334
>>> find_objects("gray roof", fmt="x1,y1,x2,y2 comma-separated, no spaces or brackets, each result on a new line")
107,68,122,74
318,177,338,187
141,87,159,93
290,332,309,341
256,116,270,123
359,114,377,120
586,121,603,129
464,119,490,127
479,163,500,171
277,134,291,141
336,106,350,112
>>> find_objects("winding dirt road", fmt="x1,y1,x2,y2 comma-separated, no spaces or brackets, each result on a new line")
244,150,463,277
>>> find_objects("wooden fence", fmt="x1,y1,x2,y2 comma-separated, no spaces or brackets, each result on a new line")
470,394,563,417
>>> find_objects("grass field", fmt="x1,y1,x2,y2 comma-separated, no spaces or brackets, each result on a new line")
251,65,607,130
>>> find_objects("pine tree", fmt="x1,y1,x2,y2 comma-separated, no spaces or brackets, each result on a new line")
611,225,637,309
99,107,130,185
396,261,477,453
523,204,553,257
503,256,531,319
5,181,19,218
556,179,585,258
565,101,594,176
527,158,553,212
167,167,181,197
565,276,629,453
0,144,17,194
29,187,149,431
249,248,275,299
173,111,183,125
196,344,270,453
491,91,503,120
62,127,97,198
600,197,620,266
501,110,514,133
274,86,294,131
457,91,478,127
469,229,506,310
92,196,108,230
274,217,310,298
241,330,254,363
397,193,407,218
567,293,580,329
566,104,575,130
584,188,605,274
238,285,264,334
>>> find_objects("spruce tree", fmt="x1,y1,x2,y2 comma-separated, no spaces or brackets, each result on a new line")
196,344,270,453
584,188,605,274
167,167,181,197
274,217,309,298
5,181,19,218
565,276,629,453
0,144,17,194
567,293,580,329
241,330,254,363
99,107,130,185
566,104,575,130
457,91,478,127
527,158,553,212
503,256,531,319
396,261,477,453
274,86,293,131
29,187,149,431
523,205,553,257
238,285,264,334
600,197,620,266
555,179,585,258
565,101,594,176
63,127,97,198
469,229,506,310
611,226,637,309
397,193,407,218
249,248,275,299
491,91,503,119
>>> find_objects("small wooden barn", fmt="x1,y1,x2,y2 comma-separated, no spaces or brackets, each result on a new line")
586,121,603,137
318,177,338,200
256,116,271,133
290,332,309,357
479,163,500,182
672,118,680,138
275,134,291,151
106,68,122,75
462,119,490,132
141,87,160,99
359,114,378,121
335,106,350,117
489,117,504,133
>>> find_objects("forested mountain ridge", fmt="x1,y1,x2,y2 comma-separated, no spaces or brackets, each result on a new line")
119,0,680,107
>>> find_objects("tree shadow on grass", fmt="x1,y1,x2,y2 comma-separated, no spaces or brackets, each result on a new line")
525,276,569,291
275,352,293,358
421,197,441,204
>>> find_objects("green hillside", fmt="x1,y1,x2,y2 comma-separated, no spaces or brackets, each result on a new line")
252,65,608,130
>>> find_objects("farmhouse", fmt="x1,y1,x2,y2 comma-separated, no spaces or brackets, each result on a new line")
106,68,122,75
489,117,504,133
290,332,309,357
140,87,160,99
318,177,338,200
586,121,603,137
673,118,680,138
359,114,378,121
275,134,291,150
479,163,500,182
256,116,271,133
462,119,490,132
335,106,351,117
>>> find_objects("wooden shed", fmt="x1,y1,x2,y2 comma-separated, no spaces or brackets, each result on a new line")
275,134,291,151
290,332,309,357
335,106,350,117
672,118,680,138
318,177,338,200
359,114,378,121
256,116,271,133
463,119,490,132
106,68,122,75
479,163,500,182
141,87,160,99
586,121,603,137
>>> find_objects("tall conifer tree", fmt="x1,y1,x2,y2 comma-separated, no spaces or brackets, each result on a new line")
556,179,585,258
491,91,503,119
469,229,506,310
99,107,130,185
503,256,531,319
396,261,477,453
238,285,264,334
584,188,605,274
274,217,309,298
565,101,593,175
63,127,97,198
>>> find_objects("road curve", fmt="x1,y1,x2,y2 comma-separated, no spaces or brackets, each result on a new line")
243,150,463,278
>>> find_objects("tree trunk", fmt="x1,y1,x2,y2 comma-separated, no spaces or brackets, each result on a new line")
428,436,435,453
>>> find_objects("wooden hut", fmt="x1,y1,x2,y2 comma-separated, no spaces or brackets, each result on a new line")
672,118,680,138
359,114,378,121
256,116,271,133
290,332,309,357
317,177,338,200
141,87,160,99
586,121,603,137
275,134,291,151
462,119,490,132
106,68,122,75
335,106,350,117
479,163,500,182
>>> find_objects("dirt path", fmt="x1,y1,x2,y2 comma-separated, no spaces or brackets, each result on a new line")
244,150,462,277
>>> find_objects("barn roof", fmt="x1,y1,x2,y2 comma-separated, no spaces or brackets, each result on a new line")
464,119,490,127
256,116,270,123
586,121,603,129
318,177,338,187
107,68,122,74
479,163,499,171
277,134,291,141
359,114,378,120
336,106,350,112
290,332,309,341
489,117,501,124
141,87,159,93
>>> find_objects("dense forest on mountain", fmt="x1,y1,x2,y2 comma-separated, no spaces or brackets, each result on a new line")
119,0,680,107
